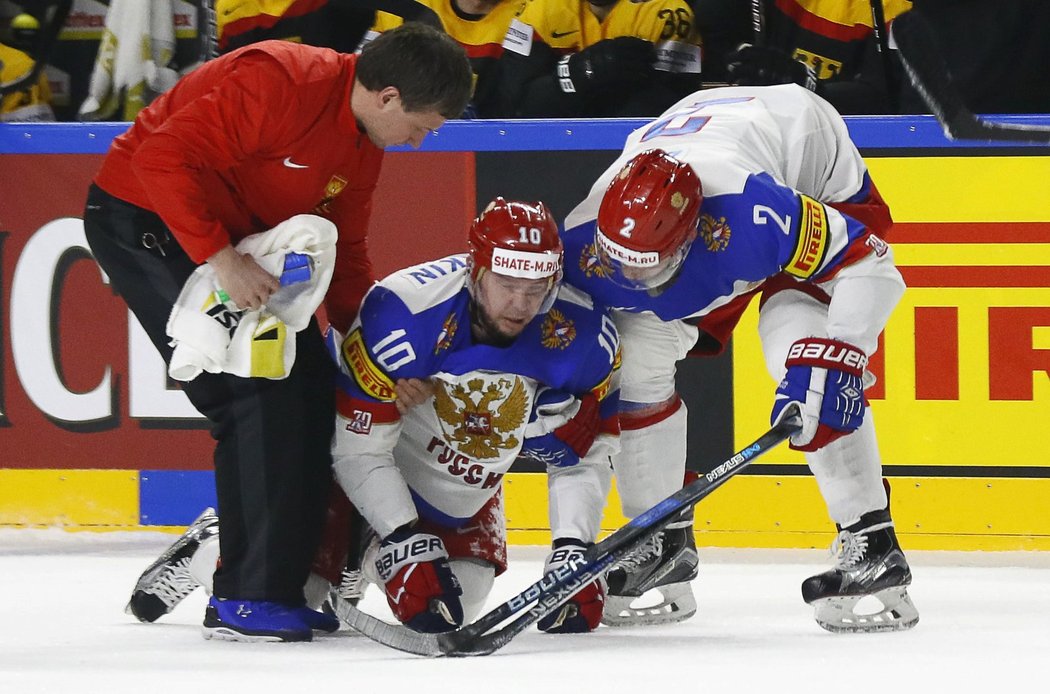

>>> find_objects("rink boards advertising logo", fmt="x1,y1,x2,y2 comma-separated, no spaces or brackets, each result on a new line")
343,329,397,401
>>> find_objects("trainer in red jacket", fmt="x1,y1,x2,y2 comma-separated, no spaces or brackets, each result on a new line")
83,24,472,644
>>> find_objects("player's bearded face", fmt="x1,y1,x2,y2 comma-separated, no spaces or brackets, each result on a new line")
471,271,551,345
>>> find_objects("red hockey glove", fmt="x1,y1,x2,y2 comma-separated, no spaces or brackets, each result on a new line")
521,390,601,467
375,525,464,633
771,338,867,452
537,539,605,633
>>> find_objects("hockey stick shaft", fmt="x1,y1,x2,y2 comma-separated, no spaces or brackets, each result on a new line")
750,0,765,47
892,11,1050,144
454,412,801,656
332,412,801,656
867,0,899,113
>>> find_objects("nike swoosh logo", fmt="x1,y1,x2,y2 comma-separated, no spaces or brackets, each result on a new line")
283,156,309,169
551,30,578,38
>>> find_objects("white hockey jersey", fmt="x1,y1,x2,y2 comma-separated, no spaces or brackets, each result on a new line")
563,84,901,355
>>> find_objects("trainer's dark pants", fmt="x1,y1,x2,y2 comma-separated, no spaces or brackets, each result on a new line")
83,185,334,604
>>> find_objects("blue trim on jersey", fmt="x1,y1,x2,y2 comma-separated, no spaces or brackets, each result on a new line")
844,172,875,204
410,488,472,528
563,172,870,320
345,274,615,406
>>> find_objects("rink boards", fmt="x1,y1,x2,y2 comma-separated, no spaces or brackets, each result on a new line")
1,118,1048,550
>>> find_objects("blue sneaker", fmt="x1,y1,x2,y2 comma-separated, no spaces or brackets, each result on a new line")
290,605,339,633
202,597,312,642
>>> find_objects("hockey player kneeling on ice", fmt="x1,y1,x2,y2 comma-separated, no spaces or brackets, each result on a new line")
561,84,918,633
334,197,619,634
123,199,619,637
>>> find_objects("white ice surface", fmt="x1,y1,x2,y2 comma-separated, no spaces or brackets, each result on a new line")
1,529,1047,694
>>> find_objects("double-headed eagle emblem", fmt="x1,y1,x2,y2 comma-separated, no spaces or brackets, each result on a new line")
433,376,528,459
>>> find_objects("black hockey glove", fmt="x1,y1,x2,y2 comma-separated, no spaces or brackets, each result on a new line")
557,36,656,95
726,43,818,91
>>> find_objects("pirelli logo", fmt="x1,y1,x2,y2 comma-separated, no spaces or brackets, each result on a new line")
591,373,613,402
342,329,396,402
785,195,829,279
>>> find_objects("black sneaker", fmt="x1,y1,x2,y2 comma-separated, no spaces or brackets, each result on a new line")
603,509,699,626
126,507,219,623
802,507,919,633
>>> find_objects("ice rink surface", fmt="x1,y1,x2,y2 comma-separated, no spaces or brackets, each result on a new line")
1,529,1047,694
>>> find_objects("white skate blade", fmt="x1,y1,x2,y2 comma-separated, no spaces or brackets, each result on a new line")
601,582,697,627
812,586,919,633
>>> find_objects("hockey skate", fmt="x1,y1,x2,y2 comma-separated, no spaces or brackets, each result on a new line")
126,507,219,623
602,510,699,627
803,509,919,633
336,565,369,604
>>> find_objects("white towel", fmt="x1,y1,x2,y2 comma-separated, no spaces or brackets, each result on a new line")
78,0,179,121
166,214,337,382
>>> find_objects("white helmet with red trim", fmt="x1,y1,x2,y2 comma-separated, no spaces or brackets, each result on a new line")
595,149,702,290
468,196,563,310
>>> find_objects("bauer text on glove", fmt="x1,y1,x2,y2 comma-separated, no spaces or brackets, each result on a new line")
770,337,867,452
537,539,605,633
375,525,464,633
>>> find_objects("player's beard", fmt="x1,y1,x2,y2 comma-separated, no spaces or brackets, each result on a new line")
469,299,518,347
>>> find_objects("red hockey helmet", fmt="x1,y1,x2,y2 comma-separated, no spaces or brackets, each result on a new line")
595,149,702,290
468,197,563,282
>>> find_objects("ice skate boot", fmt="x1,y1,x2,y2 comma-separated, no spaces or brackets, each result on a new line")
602,509,699,626
126,507,219,623
803,508,919,633
336,565,369,604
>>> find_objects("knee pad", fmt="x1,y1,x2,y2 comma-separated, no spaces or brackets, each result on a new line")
805,416,888,527
613,401,688,517
449,558,495,623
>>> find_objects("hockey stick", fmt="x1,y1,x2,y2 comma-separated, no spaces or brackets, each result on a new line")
866,0,899,113
329,410,802,657
891,11,1050,144
749,0,765,47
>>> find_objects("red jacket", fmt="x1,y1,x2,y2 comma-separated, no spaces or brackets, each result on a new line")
95,41,383,331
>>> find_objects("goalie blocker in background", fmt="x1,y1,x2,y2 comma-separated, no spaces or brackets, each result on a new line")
561,84,918,633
